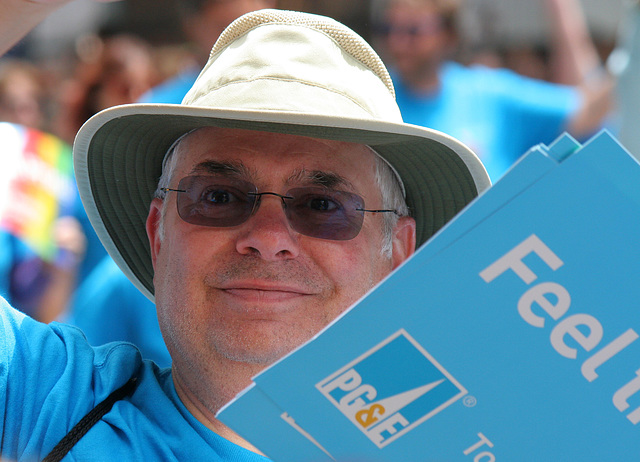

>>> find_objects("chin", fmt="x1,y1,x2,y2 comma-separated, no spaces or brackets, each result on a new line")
217,327,313,366
220,344,295,366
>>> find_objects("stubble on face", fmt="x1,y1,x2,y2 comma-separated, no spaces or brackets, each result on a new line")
200,252,339,364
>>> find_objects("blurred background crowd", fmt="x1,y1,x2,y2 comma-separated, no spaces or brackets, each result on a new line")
0,0,637,368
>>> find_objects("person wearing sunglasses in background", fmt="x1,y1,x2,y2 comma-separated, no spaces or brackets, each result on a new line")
370,0,613,182
0,8,490,461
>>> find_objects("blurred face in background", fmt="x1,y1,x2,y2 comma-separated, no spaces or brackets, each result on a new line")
185,0,277,60
54,34,158,143
376,0,457,82
93,35,158,110
0,61,45,129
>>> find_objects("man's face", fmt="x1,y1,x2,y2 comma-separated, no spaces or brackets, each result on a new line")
147,127,415,370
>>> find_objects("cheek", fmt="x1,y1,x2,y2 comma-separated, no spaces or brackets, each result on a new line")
332,250,373,282
153,227,211,307
315,239,391,306
154,240,191,331
154,230,218,357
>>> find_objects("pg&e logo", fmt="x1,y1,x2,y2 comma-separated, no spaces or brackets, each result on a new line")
316,329,467,448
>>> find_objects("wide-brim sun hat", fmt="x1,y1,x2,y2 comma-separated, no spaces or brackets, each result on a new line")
73,9,490,302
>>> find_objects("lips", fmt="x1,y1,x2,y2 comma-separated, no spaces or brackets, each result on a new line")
220,279,315,299
222,287,312,303
204,258,329,308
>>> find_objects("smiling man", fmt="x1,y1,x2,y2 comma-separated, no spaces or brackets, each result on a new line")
0,8,489,461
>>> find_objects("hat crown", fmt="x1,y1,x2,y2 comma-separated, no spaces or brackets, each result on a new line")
183,9,402,122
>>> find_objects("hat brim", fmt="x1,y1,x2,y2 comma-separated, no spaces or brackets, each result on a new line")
73,103,490,301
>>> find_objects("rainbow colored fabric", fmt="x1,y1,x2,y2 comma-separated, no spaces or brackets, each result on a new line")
0,123,76,261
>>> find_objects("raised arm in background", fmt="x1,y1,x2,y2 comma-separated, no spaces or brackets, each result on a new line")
545,0,615,136
1,0,120,56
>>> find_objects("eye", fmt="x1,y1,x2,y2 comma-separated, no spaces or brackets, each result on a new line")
201,187,241,205
310,197,335,211
288,187,362,218
306,195,341,212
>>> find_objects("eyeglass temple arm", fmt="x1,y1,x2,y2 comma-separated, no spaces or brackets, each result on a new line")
356,208,400,215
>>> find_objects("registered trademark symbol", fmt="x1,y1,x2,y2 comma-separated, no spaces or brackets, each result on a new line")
463,395,477,407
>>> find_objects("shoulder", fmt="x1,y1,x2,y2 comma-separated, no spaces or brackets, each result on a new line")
448,62,578,109
138,68,200,104
0,297,145,459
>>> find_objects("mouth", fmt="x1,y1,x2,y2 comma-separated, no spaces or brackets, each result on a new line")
223,287,310,302
218,281,316,305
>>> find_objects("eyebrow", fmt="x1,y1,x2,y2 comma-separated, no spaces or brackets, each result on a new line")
288,169,356,191
189,162,356,191
190,160,250,177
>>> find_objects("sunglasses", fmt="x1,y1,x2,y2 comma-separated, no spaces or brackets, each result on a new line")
161,175,399,241
374,17,443,39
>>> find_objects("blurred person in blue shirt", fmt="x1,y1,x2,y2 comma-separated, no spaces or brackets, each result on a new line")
370,0,614,181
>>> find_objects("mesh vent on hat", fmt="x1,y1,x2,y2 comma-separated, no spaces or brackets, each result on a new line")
211,9,396,99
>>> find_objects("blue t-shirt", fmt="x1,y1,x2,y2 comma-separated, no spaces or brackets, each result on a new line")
0,231,51,317
69,255,171,368
0,233,11,299
392,62,581,181
0,297,271,461
72,190,108,284
138,67,200,104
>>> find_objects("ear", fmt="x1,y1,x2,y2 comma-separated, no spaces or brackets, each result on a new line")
391,216,416,270
146,198,164,270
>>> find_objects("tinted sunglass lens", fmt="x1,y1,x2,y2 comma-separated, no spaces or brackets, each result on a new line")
175,176,256,227
286,188,364,240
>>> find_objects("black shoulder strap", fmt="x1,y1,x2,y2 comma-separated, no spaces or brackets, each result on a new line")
43,376,139,462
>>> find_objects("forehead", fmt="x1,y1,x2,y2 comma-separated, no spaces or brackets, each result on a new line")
173,127,377,186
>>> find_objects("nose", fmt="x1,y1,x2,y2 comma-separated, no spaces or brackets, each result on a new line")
235,193,300,260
